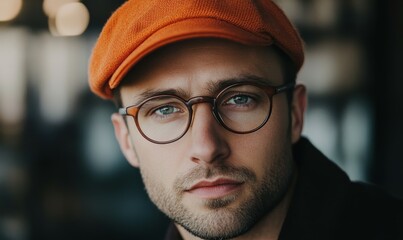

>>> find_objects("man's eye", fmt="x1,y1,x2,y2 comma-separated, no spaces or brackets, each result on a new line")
225,95,253,106
153,105,181,116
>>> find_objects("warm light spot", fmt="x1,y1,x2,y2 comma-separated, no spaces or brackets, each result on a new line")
54,2,90,36
0,0,23,22
43,0,78,18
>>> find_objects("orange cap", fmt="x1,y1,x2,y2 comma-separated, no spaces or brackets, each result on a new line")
89,0,304,99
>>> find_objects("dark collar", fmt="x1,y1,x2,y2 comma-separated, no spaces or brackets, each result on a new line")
164,222,182,240
279,137,351,239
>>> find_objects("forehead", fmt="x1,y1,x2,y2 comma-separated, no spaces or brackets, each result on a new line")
120,38,284,98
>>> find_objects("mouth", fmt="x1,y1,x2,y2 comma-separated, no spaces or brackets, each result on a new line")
185,178,244,199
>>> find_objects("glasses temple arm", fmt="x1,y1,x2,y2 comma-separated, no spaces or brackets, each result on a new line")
118,108,127,115
275,82,296,93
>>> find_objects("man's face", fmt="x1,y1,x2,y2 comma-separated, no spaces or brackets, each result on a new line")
113,39,305,239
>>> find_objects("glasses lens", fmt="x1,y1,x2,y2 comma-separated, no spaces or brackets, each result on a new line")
137,96,189,142
217,84,271,133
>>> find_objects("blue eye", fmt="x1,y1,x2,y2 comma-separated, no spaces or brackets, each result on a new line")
154,105,180,116
224,94,254,106
227,95,252,105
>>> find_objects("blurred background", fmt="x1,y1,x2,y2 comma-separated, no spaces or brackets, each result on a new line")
0,0,402,239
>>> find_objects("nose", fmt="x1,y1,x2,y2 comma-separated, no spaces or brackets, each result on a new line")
186,103,230,165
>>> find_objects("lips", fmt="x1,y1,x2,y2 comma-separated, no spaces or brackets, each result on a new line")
185,178,243,199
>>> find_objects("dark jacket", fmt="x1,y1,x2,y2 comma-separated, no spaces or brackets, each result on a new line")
165,137,403,240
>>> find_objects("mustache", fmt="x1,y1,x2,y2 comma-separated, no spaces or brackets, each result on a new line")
174,165,257,192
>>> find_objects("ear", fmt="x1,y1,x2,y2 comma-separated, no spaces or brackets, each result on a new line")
290,84,307,144
111,113,140,167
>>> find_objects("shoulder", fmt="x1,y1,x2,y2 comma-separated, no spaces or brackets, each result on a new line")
282,137,403,239
346,181,403,234
340,181,403,239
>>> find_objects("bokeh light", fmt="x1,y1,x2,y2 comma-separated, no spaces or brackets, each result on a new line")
54,2,90,36
43,0,79,18
0,0,23,22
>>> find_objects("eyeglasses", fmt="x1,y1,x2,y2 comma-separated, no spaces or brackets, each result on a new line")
119,82,295,144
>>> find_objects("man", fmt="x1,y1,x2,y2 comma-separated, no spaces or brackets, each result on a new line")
88,0,403,239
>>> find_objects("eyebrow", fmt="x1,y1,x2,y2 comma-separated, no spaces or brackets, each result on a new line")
131,88,189,105
207,74,275,94
131,74,274,105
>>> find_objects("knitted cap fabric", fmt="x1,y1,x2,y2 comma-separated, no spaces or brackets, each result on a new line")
89,0,304,99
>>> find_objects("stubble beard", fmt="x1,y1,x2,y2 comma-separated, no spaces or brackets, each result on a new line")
139,150,294,240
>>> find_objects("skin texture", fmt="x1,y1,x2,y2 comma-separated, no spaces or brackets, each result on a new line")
112,38,307,240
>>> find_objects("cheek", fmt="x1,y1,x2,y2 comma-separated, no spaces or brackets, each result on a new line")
231,99,291,176
129,129,187,189
134,145,179,205
135,144,175,180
